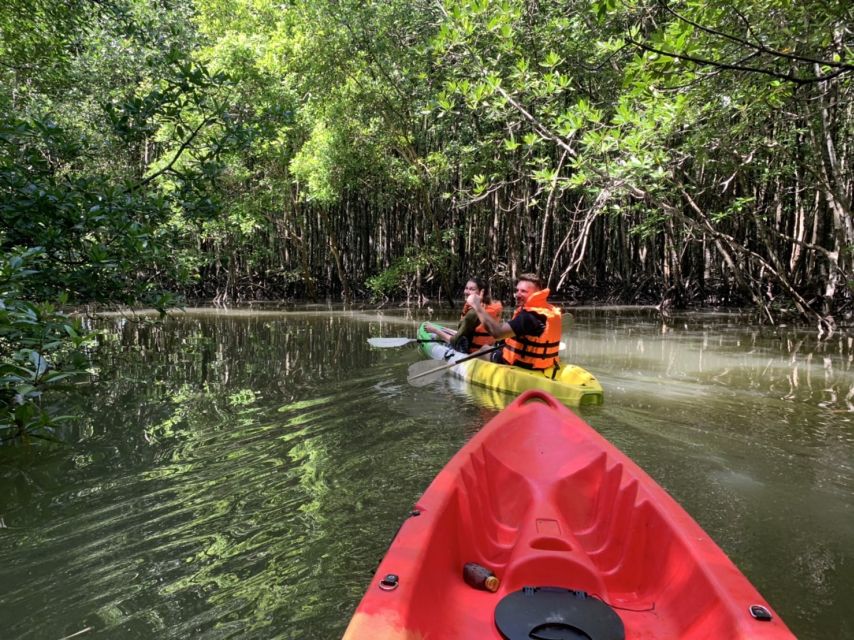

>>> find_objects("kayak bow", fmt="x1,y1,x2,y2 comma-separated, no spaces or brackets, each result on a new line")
344,390,794,639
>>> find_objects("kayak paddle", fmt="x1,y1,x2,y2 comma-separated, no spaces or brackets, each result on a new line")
367,337,442,348
407,344,504,387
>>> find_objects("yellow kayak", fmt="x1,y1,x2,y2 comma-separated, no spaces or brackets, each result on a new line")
417,322,603,407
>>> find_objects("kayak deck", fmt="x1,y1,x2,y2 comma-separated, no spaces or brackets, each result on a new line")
416,321,604,407
344,390,794,639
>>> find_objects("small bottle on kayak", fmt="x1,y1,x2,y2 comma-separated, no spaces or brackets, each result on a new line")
463,562,500,592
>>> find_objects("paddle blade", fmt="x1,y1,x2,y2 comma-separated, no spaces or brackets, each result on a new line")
406,359,453,387
367,337,415,348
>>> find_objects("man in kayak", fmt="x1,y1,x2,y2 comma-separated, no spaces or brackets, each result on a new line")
467,273,562,370
425,277,503,353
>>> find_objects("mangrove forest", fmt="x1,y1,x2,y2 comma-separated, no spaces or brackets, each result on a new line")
1,0,853,438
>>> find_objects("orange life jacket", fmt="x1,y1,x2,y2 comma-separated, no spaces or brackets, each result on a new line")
461,301,503,352
503,289,561,369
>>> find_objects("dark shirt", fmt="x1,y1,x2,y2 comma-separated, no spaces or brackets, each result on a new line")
493,310,546,364
507,309,546,338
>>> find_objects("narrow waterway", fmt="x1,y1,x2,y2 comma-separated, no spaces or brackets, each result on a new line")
0,307,851,639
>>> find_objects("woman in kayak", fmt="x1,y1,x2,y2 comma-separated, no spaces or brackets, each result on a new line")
425,277,503,353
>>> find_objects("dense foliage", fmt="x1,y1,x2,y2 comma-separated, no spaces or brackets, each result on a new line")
1,0,852,437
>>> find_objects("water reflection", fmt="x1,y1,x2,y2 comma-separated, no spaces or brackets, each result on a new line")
0,308,851,640
566,311,853,409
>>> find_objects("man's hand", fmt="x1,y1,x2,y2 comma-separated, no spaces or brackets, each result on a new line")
467,292,514,339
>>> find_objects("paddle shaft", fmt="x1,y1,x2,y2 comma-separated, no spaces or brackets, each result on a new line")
407,343,504,384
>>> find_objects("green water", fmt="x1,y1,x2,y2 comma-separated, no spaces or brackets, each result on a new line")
0,307,851,639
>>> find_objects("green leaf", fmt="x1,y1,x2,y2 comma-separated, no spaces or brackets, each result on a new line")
28,351,49,377
539,51,561,68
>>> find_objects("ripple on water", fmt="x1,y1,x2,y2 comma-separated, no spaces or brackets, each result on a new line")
0,351,479,639
1,310,852,640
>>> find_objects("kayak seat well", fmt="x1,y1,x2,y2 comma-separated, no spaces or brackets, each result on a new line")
552,453,739,639
454,445,534,563
402,443,613,632
456,419,613,596
396,446,535,634
555,455,675,593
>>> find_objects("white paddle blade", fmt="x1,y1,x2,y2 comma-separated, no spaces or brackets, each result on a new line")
406,360,452,387
367,337,416,348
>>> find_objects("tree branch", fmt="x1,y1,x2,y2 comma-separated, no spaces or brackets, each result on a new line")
627,38,849,85
658,0,854,72
136,116,217,189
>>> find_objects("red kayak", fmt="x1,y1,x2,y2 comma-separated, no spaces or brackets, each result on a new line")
343,390,794,639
